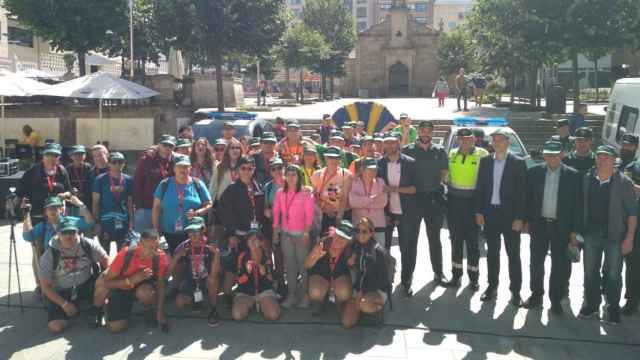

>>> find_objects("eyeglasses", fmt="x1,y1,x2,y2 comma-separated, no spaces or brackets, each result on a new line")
240,165,253,171
357,229,371,234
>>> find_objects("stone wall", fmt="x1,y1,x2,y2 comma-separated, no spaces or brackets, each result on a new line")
184,74,245,108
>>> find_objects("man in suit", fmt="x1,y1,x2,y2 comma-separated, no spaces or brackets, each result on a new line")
475,128,527,305
378,133,418,297
523,141,581,315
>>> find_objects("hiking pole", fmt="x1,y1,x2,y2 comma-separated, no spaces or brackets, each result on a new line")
6,187,24,313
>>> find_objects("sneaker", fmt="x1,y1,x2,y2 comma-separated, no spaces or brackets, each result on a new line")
282,296,297,309
550,302,564,316
578,306,599,319
207,309,222,327
297,296,311,309
604,307,621,325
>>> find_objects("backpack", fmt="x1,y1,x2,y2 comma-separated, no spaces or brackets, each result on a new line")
51,237,98,276
119,245,160,281
158,178,207,203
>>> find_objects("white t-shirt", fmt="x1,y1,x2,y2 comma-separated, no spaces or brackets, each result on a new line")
387,161,402,215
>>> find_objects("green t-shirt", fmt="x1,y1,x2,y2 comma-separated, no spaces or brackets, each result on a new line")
392,126,417,145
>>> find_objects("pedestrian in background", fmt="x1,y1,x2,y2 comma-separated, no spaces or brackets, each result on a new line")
433,76,449,108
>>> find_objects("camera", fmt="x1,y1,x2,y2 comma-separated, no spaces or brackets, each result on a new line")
5,187,21,219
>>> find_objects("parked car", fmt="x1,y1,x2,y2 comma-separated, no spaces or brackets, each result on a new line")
602,78,640,153
192,110,273,144
445,117,537,168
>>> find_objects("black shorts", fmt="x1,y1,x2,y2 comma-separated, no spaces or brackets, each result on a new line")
165,233,188,255
47,277,94,322
106,281,155,322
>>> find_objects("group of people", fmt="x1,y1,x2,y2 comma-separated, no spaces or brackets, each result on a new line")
15,114,639,336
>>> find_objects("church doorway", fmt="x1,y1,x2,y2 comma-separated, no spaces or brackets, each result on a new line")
389,62,409,97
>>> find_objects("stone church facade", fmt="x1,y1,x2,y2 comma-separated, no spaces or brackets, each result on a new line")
341,1,441,98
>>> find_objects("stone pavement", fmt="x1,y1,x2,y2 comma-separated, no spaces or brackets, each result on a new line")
1,220,639,360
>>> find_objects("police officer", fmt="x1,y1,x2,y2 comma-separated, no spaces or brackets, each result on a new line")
446,128,489,290
619,134,639,170
562,127,596,175
622,152,640,315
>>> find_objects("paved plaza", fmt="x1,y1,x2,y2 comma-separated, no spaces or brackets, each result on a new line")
1,219,639,360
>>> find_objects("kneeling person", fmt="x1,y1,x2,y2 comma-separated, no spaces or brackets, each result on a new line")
94,229,169,333
232,230,281,321
305,220,354,316
342,218,391,328
171,217,222,327
39,218,109,333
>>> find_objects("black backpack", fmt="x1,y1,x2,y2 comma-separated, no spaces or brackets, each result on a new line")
118,245,160,280
51,237,98,275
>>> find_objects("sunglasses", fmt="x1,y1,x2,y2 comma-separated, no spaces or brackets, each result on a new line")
61,230,77,236
240,166,253,171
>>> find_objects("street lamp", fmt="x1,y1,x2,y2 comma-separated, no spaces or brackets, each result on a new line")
129,0,134,79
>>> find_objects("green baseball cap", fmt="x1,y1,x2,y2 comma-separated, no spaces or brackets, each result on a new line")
574,127,593,139
249,137,261,147
286,120,300,128
383,133,399,142
43,196,64,209
109,152,126,162
324,146,341,158
330,131,344,141
491,128,510,138
69,145,86,155
342,123,355,130
304,144,318,153
175,138,192,148
58,217,79,233
43,143,62,156
596,145,617,157
542,141,563,155
362,135,374,143
174,154,191,166
185,216,206,232
261,132,277,143
159,134,177,147
269,157,284,168
363,157,378,169
335,220,354,241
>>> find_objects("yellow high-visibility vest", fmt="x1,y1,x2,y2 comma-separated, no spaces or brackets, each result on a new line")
448,147,489,190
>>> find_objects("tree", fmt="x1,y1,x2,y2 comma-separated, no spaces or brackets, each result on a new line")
303,0,356,98
436,28,475,76
275,22,331,102
156,0,286,111
4,0,128,76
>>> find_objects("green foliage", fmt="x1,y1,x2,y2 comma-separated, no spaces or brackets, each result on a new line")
436,29,475,76
302,0,356,78
275,21,331,71
4,0,128,75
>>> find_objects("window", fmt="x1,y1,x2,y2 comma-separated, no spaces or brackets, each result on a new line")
448,22,457,29
616,105,639,143
415,17,427,23
458,12,465,20
343,0,353,10
356,7,367,18
357,0,367,4
357,21,368,32
8,26,33,48
380,1,393,10
415,2,427,12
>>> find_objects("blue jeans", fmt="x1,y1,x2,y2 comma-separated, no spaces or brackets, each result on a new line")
583,226,623,310
134,208,153,233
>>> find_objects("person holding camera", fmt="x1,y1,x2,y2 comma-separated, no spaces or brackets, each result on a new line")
92,152,134,254
310,146,352,234
17,143,72,225
23,195,94,289
92,229,169,333
38,217,109,333
169,217,222,327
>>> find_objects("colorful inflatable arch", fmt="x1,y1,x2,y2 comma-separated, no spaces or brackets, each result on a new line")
331,102,397,135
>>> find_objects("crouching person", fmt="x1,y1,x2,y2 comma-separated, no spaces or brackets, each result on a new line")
342,217,391,328
170,217,222,327
39,218,109,333
232,229,281,321
305,220,354,316
93,229,169,333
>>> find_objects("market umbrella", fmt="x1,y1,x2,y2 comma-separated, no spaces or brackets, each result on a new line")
16,68,62,81
0,69,52,153
38,71,159,142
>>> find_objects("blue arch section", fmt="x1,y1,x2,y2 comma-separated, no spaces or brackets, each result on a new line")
332,102,397,134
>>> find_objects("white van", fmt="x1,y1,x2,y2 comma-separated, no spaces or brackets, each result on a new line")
602,78,640,150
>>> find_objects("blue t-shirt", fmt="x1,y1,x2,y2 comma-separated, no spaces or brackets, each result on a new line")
153,177,211,234
93,173,133,233
23,216,92,251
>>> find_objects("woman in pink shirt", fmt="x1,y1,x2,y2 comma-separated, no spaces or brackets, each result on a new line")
273,165,315,309
349,158,388,244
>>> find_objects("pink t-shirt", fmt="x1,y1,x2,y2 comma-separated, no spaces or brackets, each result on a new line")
272,187,315,233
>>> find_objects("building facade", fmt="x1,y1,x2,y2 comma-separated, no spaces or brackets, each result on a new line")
433,0,475,33
341,1,440,97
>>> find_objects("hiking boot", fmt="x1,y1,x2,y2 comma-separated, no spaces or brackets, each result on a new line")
521,295,543,309
207,308,222,327
480,286,497,302
445,276,461,288
550,302,564,316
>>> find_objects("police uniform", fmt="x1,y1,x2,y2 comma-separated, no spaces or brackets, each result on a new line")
562,127,596,176
623,158,640,314
446,128,489,288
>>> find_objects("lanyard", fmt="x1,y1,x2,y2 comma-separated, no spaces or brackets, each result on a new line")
159,155,171,178
304,167,314,182
191,241,206,280
283,191,298,223
44,165,57,194
253,259,260,296
72,166,84,190
109,173,124,204
247,183,257,221
284,141,302,162
175,178,190,211
319,168,339,196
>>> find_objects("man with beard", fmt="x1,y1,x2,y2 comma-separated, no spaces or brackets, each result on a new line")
563,127,596,175
402,121,450,289
619,134,639,170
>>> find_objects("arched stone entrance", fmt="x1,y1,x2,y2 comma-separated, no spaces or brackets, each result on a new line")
389,62,409,97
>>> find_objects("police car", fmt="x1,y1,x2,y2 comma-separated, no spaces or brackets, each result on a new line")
192,110,273,144
445,117,537,168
